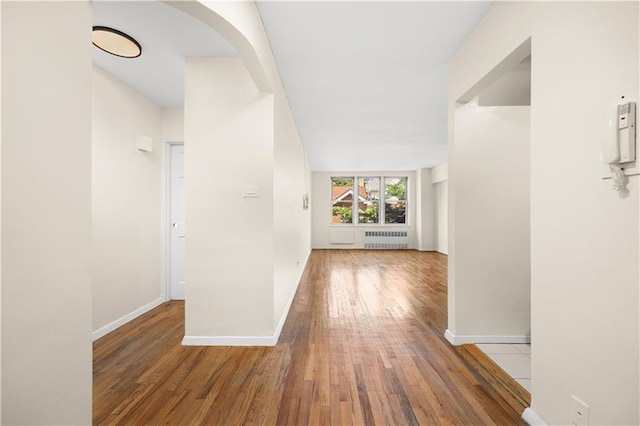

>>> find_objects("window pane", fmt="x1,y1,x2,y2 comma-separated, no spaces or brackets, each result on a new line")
358,177,380,224
385,177,407,224
385,201,406,223
331,177,354,224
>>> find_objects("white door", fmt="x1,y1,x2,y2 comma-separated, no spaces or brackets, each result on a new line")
170,144,186,300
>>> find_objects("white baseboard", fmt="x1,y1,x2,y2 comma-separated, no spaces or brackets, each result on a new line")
444,329,531,346
444,329,456,344
182,250,311,347
522,407,547,426
92,297,164,341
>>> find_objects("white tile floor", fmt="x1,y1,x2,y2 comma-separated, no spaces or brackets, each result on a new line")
476,343,531,392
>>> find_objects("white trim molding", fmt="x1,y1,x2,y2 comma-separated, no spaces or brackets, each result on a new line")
182,250,311,347
444,329,531,345
522,408,547,426
92,297,164,341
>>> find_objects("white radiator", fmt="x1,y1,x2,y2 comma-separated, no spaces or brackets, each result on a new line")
364,231,408,249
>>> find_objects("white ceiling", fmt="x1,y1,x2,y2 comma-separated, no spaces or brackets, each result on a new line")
256,1,493,171
92,1,237,108
92,1,493,171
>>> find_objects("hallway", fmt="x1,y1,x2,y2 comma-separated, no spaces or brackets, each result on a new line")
94,250,528,424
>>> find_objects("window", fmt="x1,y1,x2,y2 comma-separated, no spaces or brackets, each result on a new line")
384,177,407,224
331,177,354,223
358,177,379,224
331,176,408,225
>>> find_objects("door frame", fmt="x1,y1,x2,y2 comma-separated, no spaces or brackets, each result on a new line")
162,139,184,301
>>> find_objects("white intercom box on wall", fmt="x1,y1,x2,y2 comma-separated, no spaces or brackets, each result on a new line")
601,84,639,179
603,102,636,164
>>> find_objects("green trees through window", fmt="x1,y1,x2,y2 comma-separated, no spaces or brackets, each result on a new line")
331,177,354,224
384,177,407,224
331,176,407,225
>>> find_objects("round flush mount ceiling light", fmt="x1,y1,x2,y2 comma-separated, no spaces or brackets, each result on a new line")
92,26,141,58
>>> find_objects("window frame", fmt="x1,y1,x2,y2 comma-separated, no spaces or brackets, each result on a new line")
357,177,380,225
330,175,409,226
330,176,356,224
383,176,408,225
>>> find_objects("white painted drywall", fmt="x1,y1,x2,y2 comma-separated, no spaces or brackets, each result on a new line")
273,91,312,331
176,1,311,342
453,102,531,337
449,2,639,424
163,108,184,141
162,107,305,335
435,181,448,255
184,57,274,337
478,66,531,107
431,162,448,184
417,168,436,251
92,67,163,333
416,169,424,249
430,162,448,254
311,171,416,249
204,1,313,336
2,2,92,423
0,2,3,418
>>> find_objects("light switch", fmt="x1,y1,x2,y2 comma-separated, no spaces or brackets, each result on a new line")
242,186,260,198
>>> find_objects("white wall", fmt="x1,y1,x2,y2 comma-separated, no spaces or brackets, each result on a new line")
273,91,312,332
434,182,448,254
311,171,417,249
207,1,313,338
191,3,313,337
449,2,639,424
431,162,448,185
92,67,163,334
431,162,448,255
415,169,423,249
2,2,92,423
478,65,531,107
184,57,275,339
171,1,310,344
416,168,436,251
0,2,4,418
452,102,530,338
163,108,184,141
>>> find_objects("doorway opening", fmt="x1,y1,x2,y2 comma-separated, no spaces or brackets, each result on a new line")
452,39,532,391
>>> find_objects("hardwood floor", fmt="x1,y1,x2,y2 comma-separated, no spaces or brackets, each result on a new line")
94,250,529,425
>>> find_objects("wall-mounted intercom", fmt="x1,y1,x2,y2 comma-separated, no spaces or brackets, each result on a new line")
601,85,639,189
603,102,636,165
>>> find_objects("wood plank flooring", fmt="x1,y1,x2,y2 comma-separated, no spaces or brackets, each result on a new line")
94,249,529,425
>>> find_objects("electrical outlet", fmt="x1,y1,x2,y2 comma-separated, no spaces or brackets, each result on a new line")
571,395,590,426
